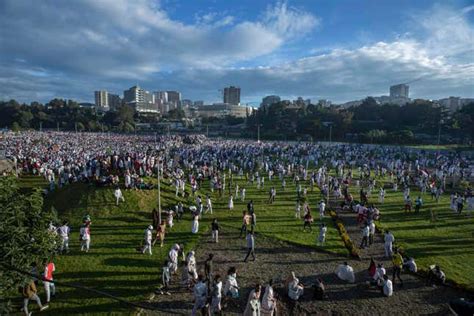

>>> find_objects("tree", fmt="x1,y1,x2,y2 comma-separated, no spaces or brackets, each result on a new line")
0,177,58,311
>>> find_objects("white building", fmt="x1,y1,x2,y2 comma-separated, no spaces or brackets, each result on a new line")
123,85,157,113
94,90,109,108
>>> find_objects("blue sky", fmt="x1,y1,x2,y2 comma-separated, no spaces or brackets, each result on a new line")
0,0,473,105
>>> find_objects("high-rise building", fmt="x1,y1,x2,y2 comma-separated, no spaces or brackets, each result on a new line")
123,85,157,113
390,84,409,98
94,90,109,108
194,100,204,107
108,94,122,110
154,91,168,103
261,95,281,108
166,91,181,107
223,86,240,105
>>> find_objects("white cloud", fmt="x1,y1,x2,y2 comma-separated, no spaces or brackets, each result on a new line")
262,1,320,39
0,1,472,104
0,0,319,77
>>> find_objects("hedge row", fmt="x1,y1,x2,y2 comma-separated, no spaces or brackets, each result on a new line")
329,210,361,259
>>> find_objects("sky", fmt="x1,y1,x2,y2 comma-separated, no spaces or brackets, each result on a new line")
0,0,473,105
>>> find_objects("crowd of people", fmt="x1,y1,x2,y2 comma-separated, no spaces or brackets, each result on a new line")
3,131,473,315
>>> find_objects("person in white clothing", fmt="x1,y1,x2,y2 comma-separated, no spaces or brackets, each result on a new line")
142,225,153,255
373,263,386,286
206,195,213,214
187,251,198,281
261,279,277,315
211,274,223,314
224,267,239,298
168,244,180,274
287,272,304,301
384,230,395,258
381,275,393,297
319,200,326,220
336,262,355,283
191,211,199,234
228,194,234,210
295,202,301,219
192,275,208,316
79,222,91,252
318,223,327,245
58,220,70,254
403,257,417,273
379,188,385,204
241,188,246,202
114,187,125,206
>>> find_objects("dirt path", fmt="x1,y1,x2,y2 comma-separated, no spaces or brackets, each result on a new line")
139,222,469,315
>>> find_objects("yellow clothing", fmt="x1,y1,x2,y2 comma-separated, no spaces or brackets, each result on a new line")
392,253,403,267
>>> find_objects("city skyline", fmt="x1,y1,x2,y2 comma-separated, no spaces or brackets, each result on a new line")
0,0,473,105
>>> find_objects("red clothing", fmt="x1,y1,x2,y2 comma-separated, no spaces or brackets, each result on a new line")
45,262,55,281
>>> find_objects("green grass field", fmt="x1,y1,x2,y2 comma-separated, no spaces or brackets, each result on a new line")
12,171,474,314
13,175,344,315
342,176,474,290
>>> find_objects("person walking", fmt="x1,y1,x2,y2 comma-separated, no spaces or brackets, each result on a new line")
303,211,314,232
206,195,213,214
392,249,404,286
228,194,234,211
205,253,214,286
142,225,153,255
243,231,256,262
191,209,199,234
369,220,376,245
318,223,327,246
319,200,326,220
153,220,166,248
360,222,370,249
211,274,223,315
79,222,91,252
22,280,48,315
43,259,56,305
384,230,395,258
58,220,70,254
240,211,249,238
415,196,423,213
114,186,125,206
211,218,219,243
191,275,208,316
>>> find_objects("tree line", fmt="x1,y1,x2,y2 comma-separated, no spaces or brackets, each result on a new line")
245,98,474,144
0,97,473,144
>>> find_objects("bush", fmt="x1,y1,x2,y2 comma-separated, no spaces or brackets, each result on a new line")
329,210,360,258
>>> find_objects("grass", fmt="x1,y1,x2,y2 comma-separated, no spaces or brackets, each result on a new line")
343,175,474,290
13,170,474,314
407,144,473,151
12,175,345,315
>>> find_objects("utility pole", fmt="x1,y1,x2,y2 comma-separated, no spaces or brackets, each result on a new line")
75,122,78,133
257,124,261,143
56,121,59,132
157,159,162,225
206,124,209,138
39,121,43,132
